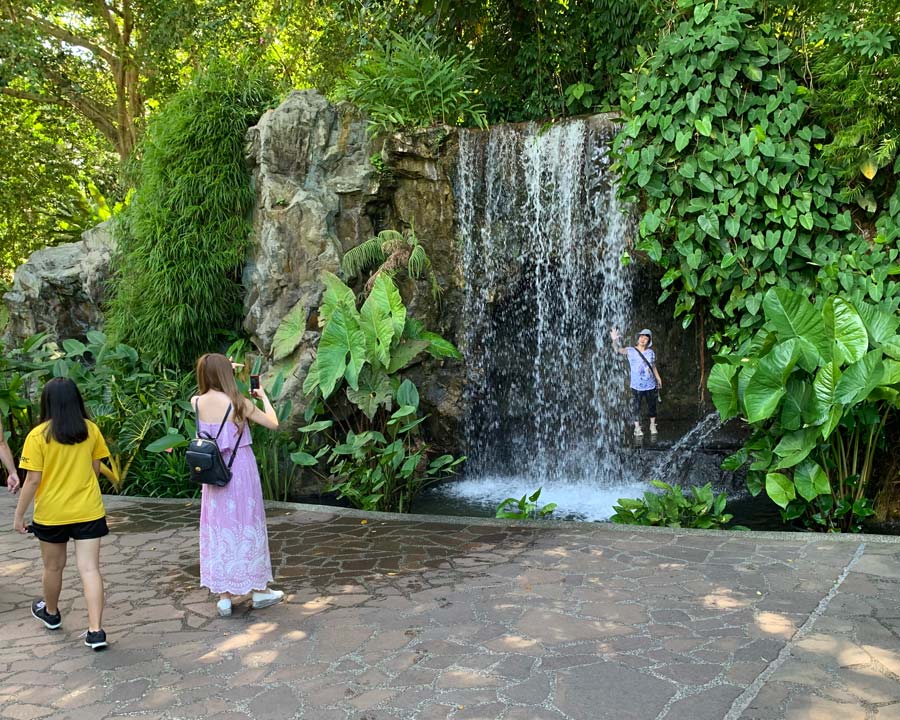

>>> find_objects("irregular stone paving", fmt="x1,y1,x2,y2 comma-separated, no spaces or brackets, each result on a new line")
1,495,898,720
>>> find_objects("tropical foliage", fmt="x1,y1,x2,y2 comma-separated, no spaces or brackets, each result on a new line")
341,226,441,300
495,487,557,520
0,331,196,498
291,271,464,512
611,481,737,529
708,288,900,531
105,59,277,369
337,29,487,134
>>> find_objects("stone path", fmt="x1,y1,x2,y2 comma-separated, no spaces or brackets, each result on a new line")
1,495,898,720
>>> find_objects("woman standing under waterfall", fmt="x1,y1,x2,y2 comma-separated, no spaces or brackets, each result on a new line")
610,328,663,437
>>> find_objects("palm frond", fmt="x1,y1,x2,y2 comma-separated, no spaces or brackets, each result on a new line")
407,243,431,279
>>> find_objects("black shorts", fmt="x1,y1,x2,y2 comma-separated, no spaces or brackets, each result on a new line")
632,388,658,419
31,517,109,544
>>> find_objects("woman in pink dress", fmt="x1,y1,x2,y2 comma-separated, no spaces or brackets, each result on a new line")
192,353,283,616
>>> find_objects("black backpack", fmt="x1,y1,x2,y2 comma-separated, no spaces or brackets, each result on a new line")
186,401,238,487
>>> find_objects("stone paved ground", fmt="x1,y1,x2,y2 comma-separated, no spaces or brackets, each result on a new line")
1,495,898,720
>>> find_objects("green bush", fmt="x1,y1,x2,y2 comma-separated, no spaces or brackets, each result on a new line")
105,58,278,368
289,271,464,512
613,0,898,350
336,30,487,134
1,331,196,497
611,481,737,529
709,288,900,532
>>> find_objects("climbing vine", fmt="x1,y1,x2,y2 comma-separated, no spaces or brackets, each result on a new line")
613,0,898,350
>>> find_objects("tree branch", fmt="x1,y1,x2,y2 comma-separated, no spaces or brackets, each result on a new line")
0,87,67,105
20,11,118,66
93,0,122,47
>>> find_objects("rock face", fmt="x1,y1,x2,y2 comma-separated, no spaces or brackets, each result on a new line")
2,221,115,345
244,90,465,444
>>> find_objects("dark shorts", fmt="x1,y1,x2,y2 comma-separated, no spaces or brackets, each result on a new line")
31,517,109,544
632,388,658,420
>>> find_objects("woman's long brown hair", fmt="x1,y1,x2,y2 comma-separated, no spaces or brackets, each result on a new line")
195,353,249,427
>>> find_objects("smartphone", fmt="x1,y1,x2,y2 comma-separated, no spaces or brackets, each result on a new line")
250,375,260,392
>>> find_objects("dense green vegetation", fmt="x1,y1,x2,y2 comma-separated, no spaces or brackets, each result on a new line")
105,59,277,368
2,0,898,523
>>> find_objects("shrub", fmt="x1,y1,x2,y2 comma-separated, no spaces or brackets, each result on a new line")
611,481,737,529
709,288,900,531
336,30,487,134
105,58,277,368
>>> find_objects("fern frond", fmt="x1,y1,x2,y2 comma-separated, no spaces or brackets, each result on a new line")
341,237,386,278
377,229,406,255
408,243,431,278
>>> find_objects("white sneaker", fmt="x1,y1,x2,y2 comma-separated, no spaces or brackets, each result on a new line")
216,598,232,617
634,426,644,437
251,589,284,609
650,424,658,435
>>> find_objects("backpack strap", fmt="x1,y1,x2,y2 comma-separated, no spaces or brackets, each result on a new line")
632,348,658,389
193,399,239,470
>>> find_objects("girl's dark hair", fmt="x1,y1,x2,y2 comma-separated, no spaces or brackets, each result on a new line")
40,378,90,444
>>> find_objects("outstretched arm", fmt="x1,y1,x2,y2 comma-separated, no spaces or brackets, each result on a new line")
609,329,628,355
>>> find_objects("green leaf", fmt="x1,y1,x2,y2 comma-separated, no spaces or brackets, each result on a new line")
317,306,366,397
272,303,307,361
359,289,395,369
345,366,392,420
62,338,87,356
766,472,796,509
763,288,829,361
834,351,885,405
422,331,462,360
708,363,739,419
367,274,407,340
290,451,318,467
145,433,187,452
743,339,800,422
387,339,430,373
396,379,420,410
794,459,830,502
824,297,868,364
319,272,356,327
298,420,334,433
856,303,899,347
675,130,692,152
773,426,819,469
694,116,713,137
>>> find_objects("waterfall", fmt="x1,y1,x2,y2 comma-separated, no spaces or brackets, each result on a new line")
451,118,642,516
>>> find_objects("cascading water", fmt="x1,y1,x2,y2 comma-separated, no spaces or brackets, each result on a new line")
441,117,649,519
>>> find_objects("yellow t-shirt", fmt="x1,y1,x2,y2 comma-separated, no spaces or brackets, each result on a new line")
20,420,110,526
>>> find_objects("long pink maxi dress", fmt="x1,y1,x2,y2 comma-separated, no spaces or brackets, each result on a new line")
198,419,274,595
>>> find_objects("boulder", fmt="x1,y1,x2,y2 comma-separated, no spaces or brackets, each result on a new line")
2,221,115,345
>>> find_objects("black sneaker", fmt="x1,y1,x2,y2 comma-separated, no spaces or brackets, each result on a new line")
31,600,61,629
83,629,107,651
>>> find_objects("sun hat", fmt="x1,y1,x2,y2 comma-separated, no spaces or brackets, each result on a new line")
636,328,652,347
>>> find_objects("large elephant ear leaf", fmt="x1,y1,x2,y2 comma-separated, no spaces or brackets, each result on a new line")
272,303,307,361
856,302,900,346
834,350,884,405
707,362,739,420
763,288,829,362
316,306,366,398
824,297,868,364
368,274,406,340
359,292,395,369
742,338,800,423
346,366,393,420
320,272,356,327
773,426,819,469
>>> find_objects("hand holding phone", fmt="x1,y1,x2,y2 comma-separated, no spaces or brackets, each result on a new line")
250,375,260,393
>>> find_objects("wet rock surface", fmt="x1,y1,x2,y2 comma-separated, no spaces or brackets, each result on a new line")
2,495,899,719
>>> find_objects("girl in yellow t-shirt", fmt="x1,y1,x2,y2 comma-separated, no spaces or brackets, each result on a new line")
13,377,111,651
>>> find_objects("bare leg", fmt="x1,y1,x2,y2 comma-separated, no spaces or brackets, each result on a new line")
74,538,104,631
39,542,67,614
